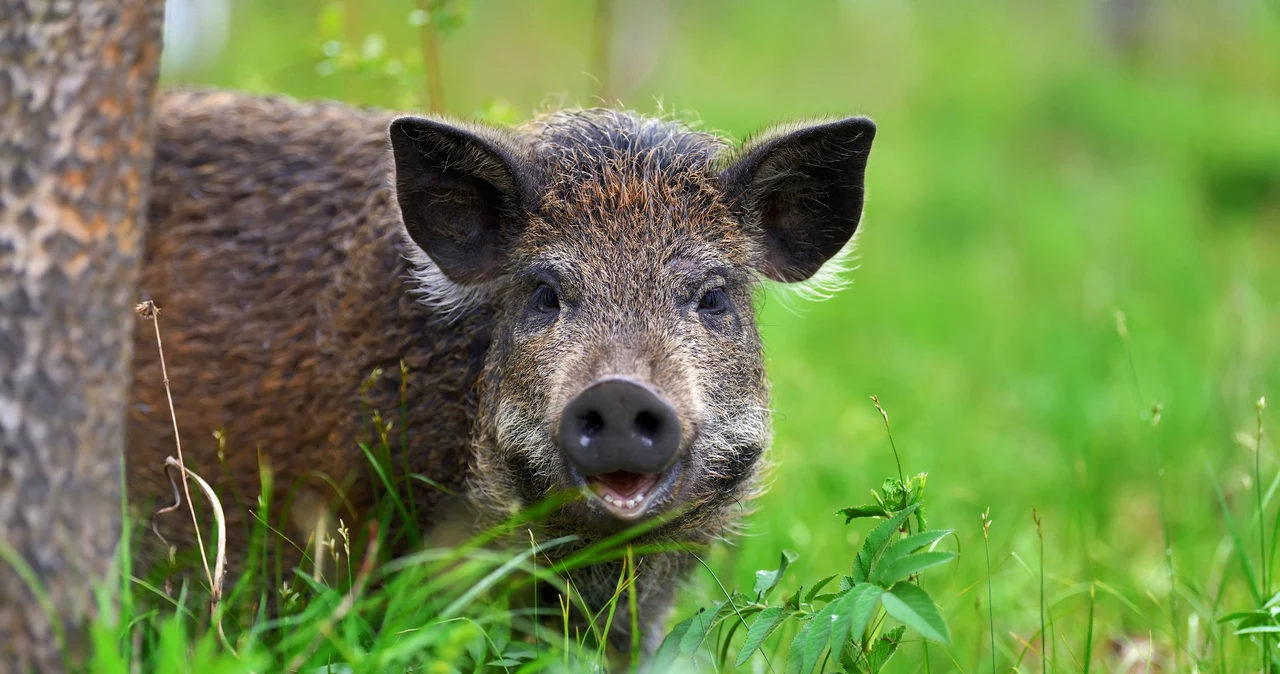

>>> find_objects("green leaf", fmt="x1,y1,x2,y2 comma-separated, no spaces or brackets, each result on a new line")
804,575,839,604
839,504,887,522
711,594,754,628
679,595,752,654
678,608,714,654
853,503,920,583
735,606,791,667
840,647,861,673
679,602,723,654
864,625,906,673
803,599,841,674
654,612,698,670
830,583,883,665
878,529,954,569
880,582,950,645
872,551,958,586
881,478,905,504
755,550,800,599
786,619,814,674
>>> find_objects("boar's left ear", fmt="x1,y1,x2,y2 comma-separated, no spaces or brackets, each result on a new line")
388,116,532,286
719,117,876,283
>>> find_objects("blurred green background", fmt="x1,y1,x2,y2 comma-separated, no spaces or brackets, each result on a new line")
160,0,1280,669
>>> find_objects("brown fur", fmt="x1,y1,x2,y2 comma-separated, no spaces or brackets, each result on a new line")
130,90,485,554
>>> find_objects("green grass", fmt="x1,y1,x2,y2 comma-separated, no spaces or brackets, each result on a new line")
74,0,1280,670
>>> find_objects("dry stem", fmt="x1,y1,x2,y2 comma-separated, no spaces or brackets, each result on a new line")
137,301,215,606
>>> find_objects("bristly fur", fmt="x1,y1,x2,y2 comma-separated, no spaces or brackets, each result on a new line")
131,89,875,656
402,244,499,315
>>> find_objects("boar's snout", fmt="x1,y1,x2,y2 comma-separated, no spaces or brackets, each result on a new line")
558,377,681,477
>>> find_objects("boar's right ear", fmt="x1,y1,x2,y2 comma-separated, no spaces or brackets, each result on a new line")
389,116,531,285
719,117,876,284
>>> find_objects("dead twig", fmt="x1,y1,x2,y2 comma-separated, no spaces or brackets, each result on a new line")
137,301,215,609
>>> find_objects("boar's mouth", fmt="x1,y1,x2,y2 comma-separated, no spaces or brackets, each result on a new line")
571,462,682,521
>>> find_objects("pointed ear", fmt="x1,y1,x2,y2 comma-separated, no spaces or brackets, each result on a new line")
388,116,531,285
719,117,876,283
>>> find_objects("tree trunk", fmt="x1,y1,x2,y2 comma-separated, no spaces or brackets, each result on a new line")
0,1,165,670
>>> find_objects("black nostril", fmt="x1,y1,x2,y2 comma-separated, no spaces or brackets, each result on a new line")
634,410,661,444
581,410,604,438
557,377,682,476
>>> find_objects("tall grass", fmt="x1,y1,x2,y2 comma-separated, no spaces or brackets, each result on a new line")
96,318,665,672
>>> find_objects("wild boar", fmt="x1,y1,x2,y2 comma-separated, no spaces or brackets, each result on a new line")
129,88,875,651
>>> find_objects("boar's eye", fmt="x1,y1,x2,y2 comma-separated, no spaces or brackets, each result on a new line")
532,284,561,314
698,287,730,316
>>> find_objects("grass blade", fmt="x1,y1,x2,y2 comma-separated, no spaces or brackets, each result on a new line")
439,534,577,620
1209,460,1265,604
1083,583,1095,674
